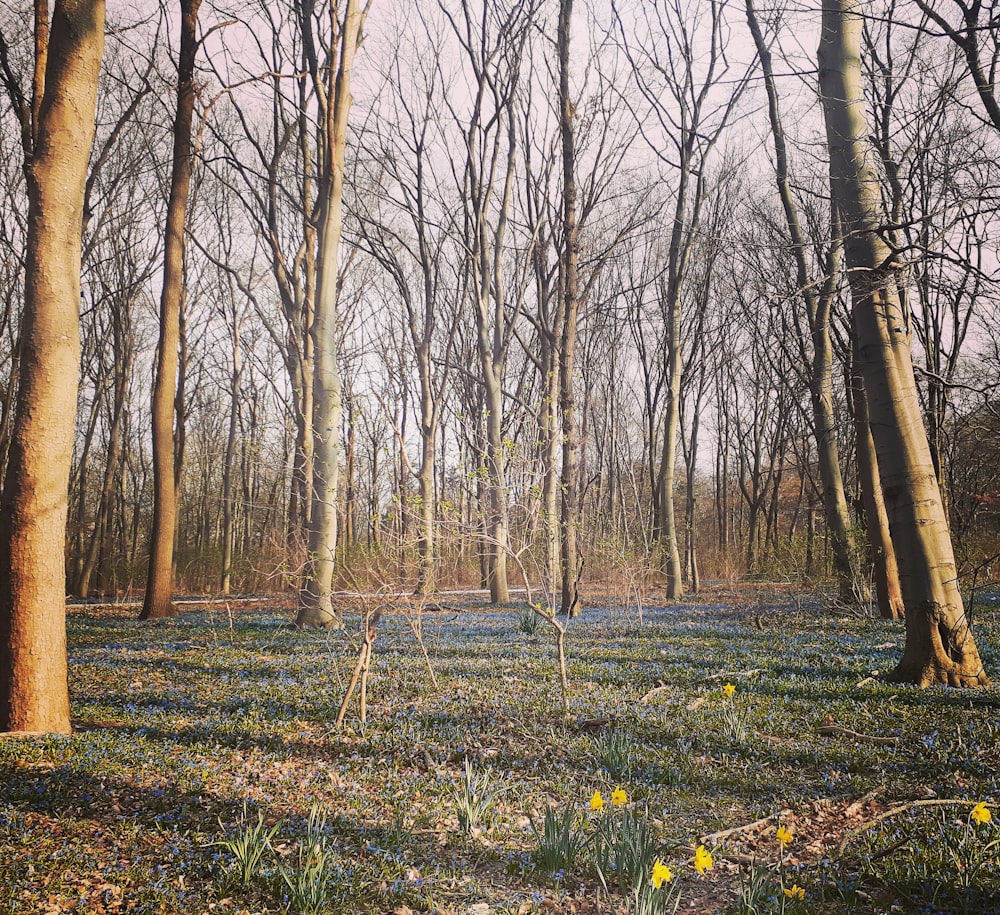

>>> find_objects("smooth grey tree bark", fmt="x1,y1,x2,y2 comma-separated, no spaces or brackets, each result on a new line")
297,0,368,627
819,0,988,686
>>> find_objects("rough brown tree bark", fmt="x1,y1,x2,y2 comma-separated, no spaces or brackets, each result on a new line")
0,0,105,733
141,0,202,620
819,0,988,686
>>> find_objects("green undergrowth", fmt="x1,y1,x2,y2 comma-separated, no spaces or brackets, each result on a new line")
0,594,998,913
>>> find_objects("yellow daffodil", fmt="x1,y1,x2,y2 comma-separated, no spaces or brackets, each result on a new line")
783,884,805,900
611,786,628,806
693,845,713,874
651,858,673,889
972,802,993,825
776,826,793,847
589,790,605,812
722,683,736,698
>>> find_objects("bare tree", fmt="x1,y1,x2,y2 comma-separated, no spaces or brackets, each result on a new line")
0,0,105,733
864,8,994,521
141,0,203,620
439,0,536,603
613,0,749,599
746,0,864,604
818,0,988,686
296,0,369,627
353,10,460,594
556,0,582,616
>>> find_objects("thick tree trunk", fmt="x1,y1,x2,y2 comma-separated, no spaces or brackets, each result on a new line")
0,0,105,734
819,0,987,686
141,0,201,620
557,0,581,618
297,0,365,627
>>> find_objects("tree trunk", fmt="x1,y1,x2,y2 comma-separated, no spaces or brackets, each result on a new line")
296,0,366,627
850,343,904,619
68,368,104,594
658,288,685,600
287,356,313,547
818,0,987,686
683,381,702,594
415,352,436,595
141,0,201,620
557,0,581,617
77,340,129,599
542,351,560,593
746,0,862,604
220,321,240,595
0,0,105,734
343,392,356,549
481,376,510,604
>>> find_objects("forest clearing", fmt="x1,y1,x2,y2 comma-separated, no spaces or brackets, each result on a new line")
1,590,998,914
4,0,1000,910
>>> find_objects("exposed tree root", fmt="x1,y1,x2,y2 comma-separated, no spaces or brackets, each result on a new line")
885,661,990,689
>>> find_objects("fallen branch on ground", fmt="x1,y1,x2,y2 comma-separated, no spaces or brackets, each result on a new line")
836,799,995,858
640,681,668,704
818,724,898,745
700,809,791,845
704,669,764,682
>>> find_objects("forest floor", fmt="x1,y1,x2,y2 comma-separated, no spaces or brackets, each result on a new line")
2,588,1000,914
